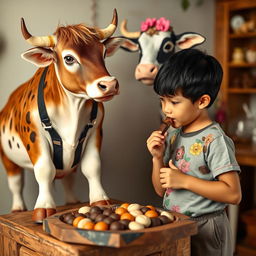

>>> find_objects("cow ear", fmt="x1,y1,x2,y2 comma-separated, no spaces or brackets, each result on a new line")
21,47,55,67
104,37,126,57
120,38,139,52
175,33,206,50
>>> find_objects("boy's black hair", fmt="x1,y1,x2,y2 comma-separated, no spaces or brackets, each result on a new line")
154,48,223,108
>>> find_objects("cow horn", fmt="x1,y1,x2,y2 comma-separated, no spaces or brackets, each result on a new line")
98,9,118,40
21,18,56,47
120,19,140,39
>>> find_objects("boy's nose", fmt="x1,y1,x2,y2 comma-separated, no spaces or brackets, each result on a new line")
163,105,172,115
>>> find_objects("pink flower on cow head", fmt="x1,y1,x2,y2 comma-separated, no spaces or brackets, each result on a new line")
156,17,170,32
141,18,156,32
178,159,190,173
140,17,171,32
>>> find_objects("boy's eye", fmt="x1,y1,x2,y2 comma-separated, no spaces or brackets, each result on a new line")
171,101,179,105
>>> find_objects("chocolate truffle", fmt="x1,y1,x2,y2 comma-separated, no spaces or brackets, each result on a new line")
103,208,113,216
150,217,162,227
109,213,120,221
103,217,115,225
119,219,131,229
90,206,102,214
158,215,172,225
90,212,99,221
140,207,151,214
95,214,107,222
110,221,125,231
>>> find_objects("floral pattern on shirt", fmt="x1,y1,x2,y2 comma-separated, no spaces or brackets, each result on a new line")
166,188,174,196
175,146,185,161
199,165,210,174
189,142,203,155
171,205,181,212
178,159,190,173
202,134,214,152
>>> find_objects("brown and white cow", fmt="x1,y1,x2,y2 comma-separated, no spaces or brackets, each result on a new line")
120,17,205,85
0,9,124,222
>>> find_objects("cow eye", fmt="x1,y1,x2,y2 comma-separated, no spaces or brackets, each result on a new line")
163,41,174,53
64,55,76,65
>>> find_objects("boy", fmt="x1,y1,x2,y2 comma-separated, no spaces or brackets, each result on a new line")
146,49,241,256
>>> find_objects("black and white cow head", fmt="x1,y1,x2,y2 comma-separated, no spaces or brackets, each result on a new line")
120,17,205,85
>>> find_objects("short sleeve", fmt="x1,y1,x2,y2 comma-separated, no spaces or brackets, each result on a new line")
206,135,241,178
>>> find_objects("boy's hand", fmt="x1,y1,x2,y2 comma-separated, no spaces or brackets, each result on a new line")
160,160,187,189
147,131,166,159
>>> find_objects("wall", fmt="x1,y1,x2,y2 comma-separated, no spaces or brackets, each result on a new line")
0,0,214,214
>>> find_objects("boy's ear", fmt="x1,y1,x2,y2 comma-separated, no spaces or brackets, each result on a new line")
198,94,211,109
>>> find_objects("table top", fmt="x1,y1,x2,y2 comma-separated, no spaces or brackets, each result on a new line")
0,202,197,256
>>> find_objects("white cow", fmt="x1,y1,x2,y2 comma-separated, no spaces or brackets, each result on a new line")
120,17,205,85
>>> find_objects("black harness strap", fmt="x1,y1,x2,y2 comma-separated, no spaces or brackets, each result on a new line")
72,101,98,167
37,67,98,170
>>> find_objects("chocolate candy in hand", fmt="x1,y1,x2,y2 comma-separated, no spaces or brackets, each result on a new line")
159,118,173,135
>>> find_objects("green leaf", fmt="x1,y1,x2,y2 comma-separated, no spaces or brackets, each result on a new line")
165,198,170,207
181,0,190,11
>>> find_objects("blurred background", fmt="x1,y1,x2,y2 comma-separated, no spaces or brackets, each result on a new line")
2,1,256,255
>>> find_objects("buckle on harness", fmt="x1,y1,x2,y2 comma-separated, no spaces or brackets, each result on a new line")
88,120,96,127
41,121,52,130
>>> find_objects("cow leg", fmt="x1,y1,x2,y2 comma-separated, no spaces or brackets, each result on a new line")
80,152,110,205
61,171,80,204
32,158,56,223
1,152,27,212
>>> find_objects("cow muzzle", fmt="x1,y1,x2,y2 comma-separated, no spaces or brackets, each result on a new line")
135,64,159,85
94,78,119,102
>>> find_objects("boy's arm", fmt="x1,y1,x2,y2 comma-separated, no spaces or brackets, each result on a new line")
147,130,167,197
160,161,242,204
152,157,165,197
184,171,241,204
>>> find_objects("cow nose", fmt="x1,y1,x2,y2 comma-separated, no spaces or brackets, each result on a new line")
135,64,159,84
97,79,119,92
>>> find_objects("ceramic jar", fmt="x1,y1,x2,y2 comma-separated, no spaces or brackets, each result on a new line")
232,47,244,64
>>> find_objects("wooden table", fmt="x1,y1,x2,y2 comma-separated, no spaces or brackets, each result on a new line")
0,203,197,256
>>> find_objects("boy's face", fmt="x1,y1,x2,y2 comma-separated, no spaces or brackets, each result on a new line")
160,91,202,131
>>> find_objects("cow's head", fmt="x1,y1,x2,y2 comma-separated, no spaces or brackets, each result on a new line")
120,17,205,85
21,9,124,102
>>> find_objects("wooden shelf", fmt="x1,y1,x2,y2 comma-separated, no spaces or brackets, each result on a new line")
216,2,256,255
230,32,256,38
235,142,256,166
229,62,256,68
228,88,256,93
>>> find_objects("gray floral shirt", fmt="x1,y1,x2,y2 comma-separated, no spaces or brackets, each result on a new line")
163,122,240,217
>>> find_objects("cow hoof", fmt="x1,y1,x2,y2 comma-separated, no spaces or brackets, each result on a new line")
90,199,111,207
32,208,57,223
